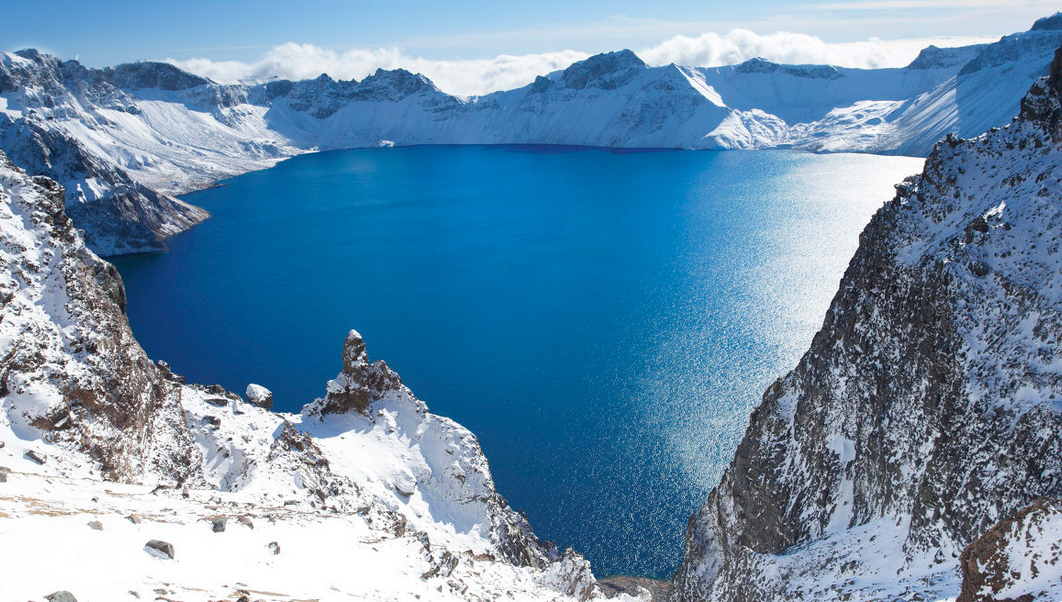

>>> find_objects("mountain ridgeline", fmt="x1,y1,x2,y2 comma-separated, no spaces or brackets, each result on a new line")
671,40,1062,602
1,14,1061,255
2,13,1062,602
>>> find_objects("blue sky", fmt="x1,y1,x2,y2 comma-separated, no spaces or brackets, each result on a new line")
3,1,1058,95
3,0,1056,64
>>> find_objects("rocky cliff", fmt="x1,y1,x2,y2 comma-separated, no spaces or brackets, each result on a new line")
671,43,1062,602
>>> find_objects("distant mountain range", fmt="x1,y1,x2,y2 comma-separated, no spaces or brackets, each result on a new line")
2,14,1061,254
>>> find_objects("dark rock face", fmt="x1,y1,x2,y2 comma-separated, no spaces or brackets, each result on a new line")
0,152,201,483
957,498,1062,602
672,44,1062,602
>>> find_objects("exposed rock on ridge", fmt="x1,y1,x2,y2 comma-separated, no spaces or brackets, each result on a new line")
0,149,200,482
956,498,1062,602
672,43,1062,602
2,18,1061,256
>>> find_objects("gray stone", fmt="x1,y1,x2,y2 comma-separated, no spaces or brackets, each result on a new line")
211,517,227,533
237,516,254,530
24,449,46,465
245,384,274,410
44,591,77,602
144,539,174,559
87,520,103,531
268,541,281,555
126,514,141,524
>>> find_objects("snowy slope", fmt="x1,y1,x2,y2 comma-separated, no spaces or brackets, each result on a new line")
0,152,636,602
671,38,1062,602
2,17,1061,255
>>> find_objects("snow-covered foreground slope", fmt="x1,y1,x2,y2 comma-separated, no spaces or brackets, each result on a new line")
0,151,636,601
2,16,1061,255
671,41,1062,602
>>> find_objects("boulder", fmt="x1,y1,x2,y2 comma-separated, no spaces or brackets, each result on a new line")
44,592,77,602
268,541,281,555
144,539,174,560
24,449,46,465
87,520,103,531
245,384,273,410
237,516,254,530
211,517,226,533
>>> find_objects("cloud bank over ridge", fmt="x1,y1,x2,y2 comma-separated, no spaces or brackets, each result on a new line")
167,30,998,96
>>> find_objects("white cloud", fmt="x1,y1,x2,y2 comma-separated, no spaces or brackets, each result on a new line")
167,43,588,97
637,29,999,70
168,30,999,97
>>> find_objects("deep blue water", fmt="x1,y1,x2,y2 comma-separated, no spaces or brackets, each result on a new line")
111,146,923,579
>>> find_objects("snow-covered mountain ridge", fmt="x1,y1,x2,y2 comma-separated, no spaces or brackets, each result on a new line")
2,15,1061,255
0,150,630,600
670,38,1062,602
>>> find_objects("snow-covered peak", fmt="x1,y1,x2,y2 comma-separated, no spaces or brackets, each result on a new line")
959,25,1062,75
1032,11,1062,31
354,67,442,100
905,44,986,70
99,61,215,91
560,49,648,90
733,57,842,80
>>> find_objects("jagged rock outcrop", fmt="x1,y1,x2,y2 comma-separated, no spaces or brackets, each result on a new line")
0,150,199,482
300,329,576,575
957,498,1062,602
305,329,402,416
672,44,1062,602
